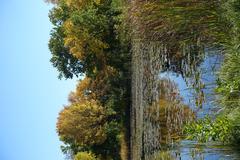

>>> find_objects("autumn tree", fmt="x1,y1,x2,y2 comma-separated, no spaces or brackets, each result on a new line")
57,100,108,146
49,0,131,159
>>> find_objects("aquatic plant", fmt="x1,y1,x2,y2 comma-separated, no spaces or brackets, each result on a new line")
184,116,233,143
184,111,240,144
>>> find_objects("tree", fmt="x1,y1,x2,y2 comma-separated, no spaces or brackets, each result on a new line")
49,0,131,159
49,26,84,79
48,5,84,79
57,100,107,146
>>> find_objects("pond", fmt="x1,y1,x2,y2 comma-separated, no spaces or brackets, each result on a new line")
131,42,240,160
150,140,240,160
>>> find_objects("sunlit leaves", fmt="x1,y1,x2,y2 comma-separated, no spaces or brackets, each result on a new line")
63,16,109,60
74,152,98,160
59,0,110,61
57,100,107,146
65,0,101,9
68,77,92,103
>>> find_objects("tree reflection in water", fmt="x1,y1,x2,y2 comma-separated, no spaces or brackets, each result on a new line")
146,77,195,144
131,41,230,159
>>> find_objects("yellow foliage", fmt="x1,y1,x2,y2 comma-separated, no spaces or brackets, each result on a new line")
74,152,98,160
65,0,101,9
119,132,129,160
68,77,93,103
68,66,118,103
57,100,107,146
63,18,108,60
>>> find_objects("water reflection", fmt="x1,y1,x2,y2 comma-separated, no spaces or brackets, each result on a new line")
161,52,224,118
146,77,195,144
131,42,239,159
150,141,240,160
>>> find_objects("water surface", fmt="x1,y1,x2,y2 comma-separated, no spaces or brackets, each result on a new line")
131,43,240,160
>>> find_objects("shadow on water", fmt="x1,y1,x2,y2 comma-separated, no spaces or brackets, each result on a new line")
131,42,240,159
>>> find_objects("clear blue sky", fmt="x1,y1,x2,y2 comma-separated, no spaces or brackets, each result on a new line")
0,0,77,160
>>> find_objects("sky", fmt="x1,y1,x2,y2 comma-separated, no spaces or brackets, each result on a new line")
0,0,77,160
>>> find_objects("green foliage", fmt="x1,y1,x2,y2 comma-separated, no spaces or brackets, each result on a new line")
91,121,122,160
49,0,131,159
216,52,240,109
215,0,240,110
49,0,130,78
48,4,84,79
180,0,240,148
49,0,240,158
184,114,240,144
212,1,240,146
49,26,84,79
